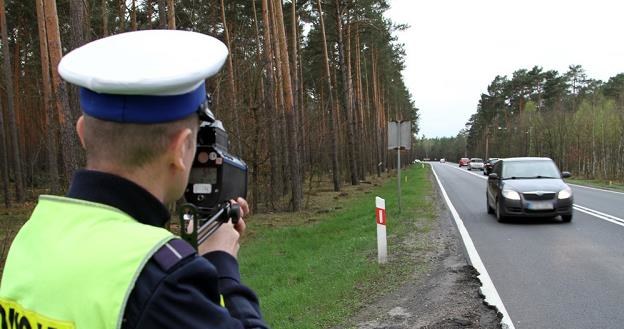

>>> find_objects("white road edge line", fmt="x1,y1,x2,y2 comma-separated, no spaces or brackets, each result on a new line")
568,183,624,196
573,205,624,227
430,165,515,329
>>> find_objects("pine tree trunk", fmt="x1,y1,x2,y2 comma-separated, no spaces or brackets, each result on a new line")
316,0,340,191
220,0,242,154
131,0,137,31
272,0,302,211
68,0,89,157
0,87,8,206
354,24,366,179
371,49,382,177
44,0,80,185
298,51,308,171
251,0,264,211
361,48,371,174
158,0,167,28
380,85,388,172
11,32,27,195
101,0,108,36
334,0,358,186
250,107,260,211
69,0,88,48
290,0,305,187
118,0,126,31
268,0,289,198
166,0,175,29
145,0,153,29
261,0,279,209
35,0,60,194
0,0,24,202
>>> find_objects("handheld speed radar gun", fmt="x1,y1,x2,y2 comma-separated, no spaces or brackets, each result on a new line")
179,97,248,249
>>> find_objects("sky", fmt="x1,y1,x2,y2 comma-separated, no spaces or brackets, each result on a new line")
385,0,624,138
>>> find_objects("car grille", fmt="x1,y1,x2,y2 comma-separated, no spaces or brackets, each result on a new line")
523,192,556,201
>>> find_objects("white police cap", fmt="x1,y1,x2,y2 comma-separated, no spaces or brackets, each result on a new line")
58,30,228,123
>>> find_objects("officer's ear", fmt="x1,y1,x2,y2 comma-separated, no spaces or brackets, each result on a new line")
169,127,194,171
76,115,86,149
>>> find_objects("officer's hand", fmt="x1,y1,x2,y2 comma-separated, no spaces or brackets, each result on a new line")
232,197,249,236
197,198,249,258
198,221,240,258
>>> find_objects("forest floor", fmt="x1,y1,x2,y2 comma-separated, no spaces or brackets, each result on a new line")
336,173,502,329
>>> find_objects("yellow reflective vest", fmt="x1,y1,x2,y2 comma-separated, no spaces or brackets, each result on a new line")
0,195,174,329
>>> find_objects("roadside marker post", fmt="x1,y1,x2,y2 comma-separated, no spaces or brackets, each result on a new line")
376,196,387,264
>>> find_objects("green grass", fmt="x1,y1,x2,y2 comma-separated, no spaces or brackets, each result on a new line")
239,165,436,328
565,178,624,192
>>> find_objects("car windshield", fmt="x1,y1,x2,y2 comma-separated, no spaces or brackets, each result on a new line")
471,158,483,163
502,160,561,179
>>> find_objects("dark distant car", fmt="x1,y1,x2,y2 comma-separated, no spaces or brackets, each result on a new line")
484,158,500,175
486,157,573,222
459,158,470,167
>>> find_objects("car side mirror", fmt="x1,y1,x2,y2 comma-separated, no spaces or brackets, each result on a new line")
561,171,571,178
488,173,498,180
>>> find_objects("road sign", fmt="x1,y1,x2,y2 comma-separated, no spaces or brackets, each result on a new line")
388,121,411,212
388,121,411,150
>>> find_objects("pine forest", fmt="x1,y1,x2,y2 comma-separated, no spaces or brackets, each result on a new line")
0,0,419,211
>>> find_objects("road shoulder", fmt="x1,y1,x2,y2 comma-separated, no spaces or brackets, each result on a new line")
339,172,502,329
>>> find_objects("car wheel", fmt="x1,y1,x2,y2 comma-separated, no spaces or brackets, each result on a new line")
483,171,488,176
562,214,572,223
486,193,494,214
495,199,506,222
468,167,471,171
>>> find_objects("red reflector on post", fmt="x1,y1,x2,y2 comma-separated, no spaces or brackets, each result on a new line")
376,207,386,225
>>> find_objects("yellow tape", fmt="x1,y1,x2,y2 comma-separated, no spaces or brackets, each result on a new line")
0,298,75,329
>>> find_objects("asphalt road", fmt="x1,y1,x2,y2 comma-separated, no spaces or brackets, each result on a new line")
430,162,624,329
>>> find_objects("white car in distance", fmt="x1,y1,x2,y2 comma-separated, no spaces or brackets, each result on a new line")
468,158,484,171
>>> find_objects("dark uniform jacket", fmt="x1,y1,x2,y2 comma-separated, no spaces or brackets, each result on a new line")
67,170,269,329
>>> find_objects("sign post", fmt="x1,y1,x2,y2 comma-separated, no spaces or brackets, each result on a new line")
376,196,387,264
388,121,411,213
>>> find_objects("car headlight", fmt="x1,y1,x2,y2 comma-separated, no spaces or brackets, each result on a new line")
558,188,572,199
502,190,521,200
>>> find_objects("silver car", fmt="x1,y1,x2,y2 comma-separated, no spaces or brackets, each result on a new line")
468,158,484,171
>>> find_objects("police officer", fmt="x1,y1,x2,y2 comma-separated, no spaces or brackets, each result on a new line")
0,30,269,329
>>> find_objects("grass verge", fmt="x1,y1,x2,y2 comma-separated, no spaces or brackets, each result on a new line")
240,165,436,328
565,178,624,192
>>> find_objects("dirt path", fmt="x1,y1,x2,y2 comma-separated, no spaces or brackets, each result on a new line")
338,181,503,329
